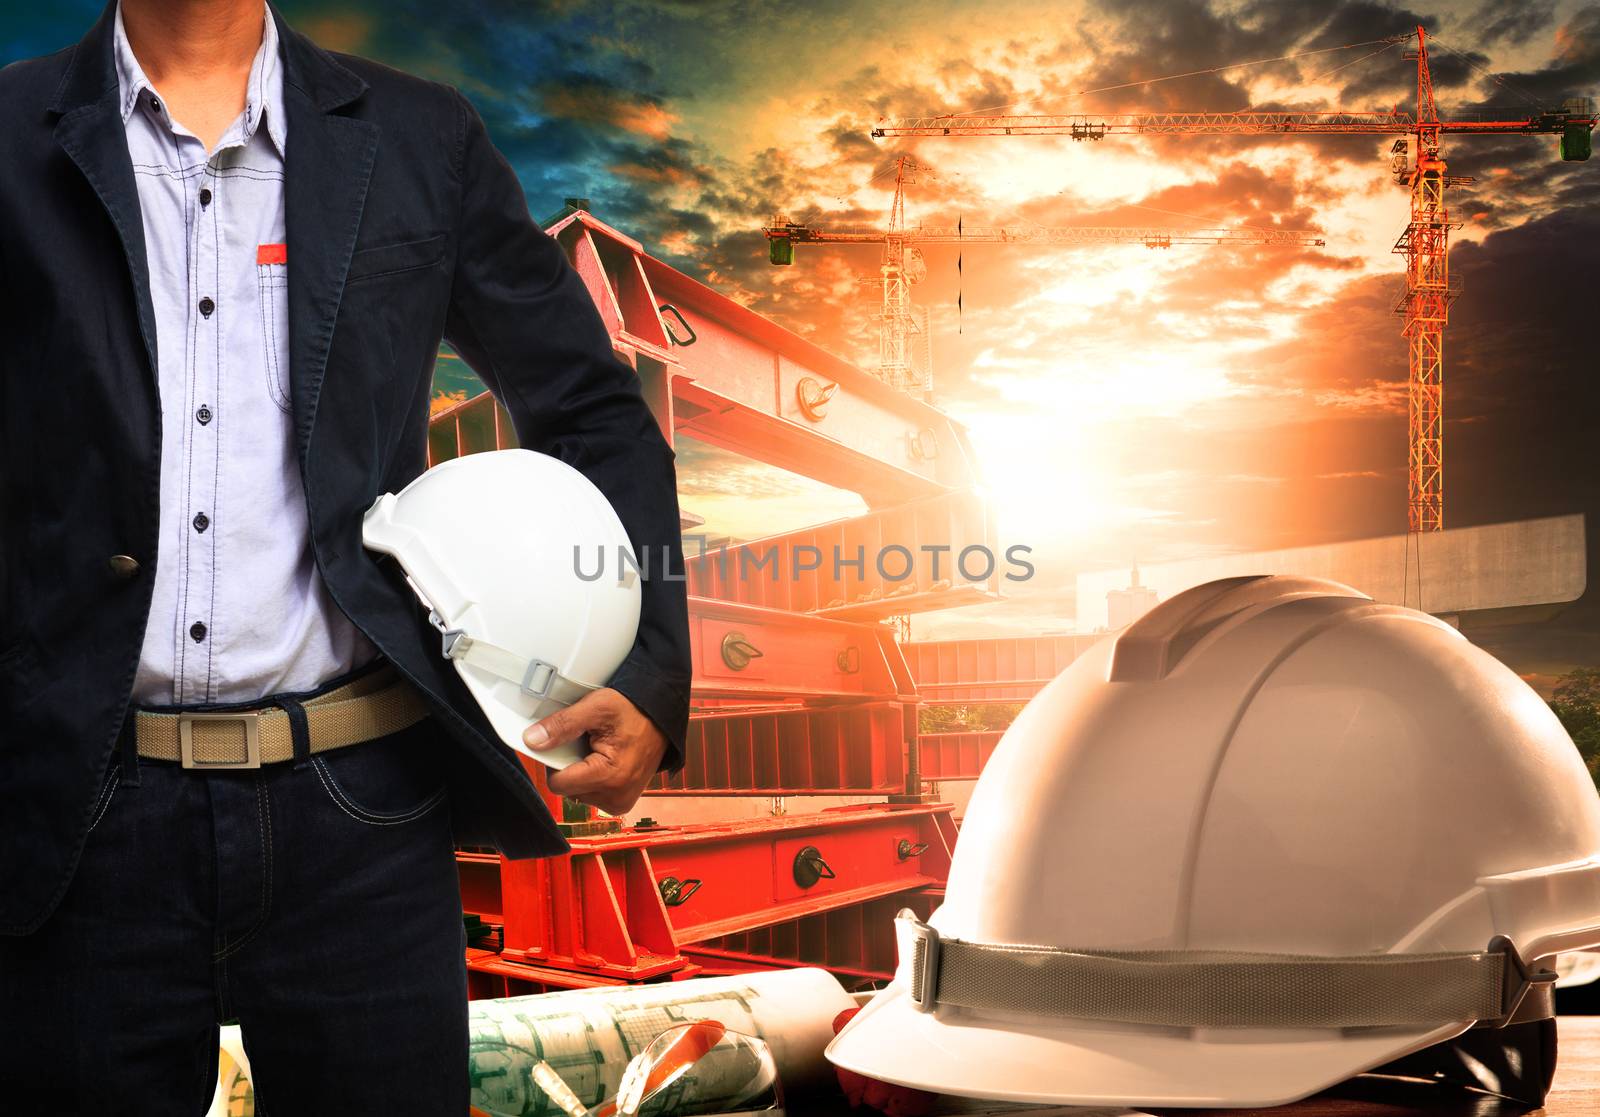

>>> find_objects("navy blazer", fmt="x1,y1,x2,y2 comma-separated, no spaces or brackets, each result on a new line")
0,2,691,933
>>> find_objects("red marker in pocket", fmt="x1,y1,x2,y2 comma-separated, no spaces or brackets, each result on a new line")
256,243,287,265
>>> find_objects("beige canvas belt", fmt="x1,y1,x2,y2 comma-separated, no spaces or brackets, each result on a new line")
134,663,432,769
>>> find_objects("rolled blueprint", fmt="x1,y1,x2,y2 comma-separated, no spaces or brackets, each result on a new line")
469,968,854,1116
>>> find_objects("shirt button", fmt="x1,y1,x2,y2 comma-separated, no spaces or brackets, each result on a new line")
190,621,208,643
198,297,215,318
193,512,210,534
199,188,213,207
107,554,140,579
197,405,213,425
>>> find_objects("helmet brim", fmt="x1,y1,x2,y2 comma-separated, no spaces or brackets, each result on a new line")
825,980,1468,1108
457,661,587,770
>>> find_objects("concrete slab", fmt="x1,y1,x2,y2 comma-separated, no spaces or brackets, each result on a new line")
1076,514,1587,632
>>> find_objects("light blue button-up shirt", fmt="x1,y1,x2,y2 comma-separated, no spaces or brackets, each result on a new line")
114,3,375,705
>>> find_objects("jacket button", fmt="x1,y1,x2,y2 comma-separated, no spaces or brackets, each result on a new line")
108,554,140,578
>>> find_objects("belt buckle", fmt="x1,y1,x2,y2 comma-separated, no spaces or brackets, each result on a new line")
178,711,263,770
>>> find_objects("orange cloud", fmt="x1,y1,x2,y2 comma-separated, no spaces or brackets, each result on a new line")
608,159,698,185
541,85,679,140
299,13,372,54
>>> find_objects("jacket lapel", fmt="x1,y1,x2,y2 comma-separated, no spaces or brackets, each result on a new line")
49,1,160,393
273,4,380,463
50,1,381,458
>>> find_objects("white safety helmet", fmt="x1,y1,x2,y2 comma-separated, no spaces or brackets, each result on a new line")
829,576,1600,1107
362,448,641,769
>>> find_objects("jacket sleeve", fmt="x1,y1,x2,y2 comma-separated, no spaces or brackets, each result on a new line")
441,88,691,773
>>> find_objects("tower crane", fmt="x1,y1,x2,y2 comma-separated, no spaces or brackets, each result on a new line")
766,156,1326,395
871,26,1597,532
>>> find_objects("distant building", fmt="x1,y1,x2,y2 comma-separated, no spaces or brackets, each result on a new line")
1107,563,1160,631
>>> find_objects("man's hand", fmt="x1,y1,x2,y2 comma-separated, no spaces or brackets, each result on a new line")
522,688,668,815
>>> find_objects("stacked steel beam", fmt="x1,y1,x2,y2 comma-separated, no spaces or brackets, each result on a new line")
430,207,1077,993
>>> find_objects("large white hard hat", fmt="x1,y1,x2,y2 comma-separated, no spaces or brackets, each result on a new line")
829,575,1600,1107
362,448,641,769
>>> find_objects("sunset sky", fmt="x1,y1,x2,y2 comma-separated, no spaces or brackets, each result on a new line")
7,0,1599,657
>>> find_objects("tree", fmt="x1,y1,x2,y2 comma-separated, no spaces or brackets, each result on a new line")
1549,668,1600,784
918,702,1025,734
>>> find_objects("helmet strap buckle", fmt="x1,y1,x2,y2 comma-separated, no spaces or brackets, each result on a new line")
1483,935,1558,1029
903,911,943,1014
428,610,467,660
521,659,561,700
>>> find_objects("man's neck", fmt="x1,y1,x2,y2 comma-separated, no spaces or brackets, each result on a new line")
119,0,263,91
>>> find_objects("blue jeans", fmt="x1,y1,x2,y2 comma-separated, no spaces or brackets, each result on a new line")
0,709,469,1114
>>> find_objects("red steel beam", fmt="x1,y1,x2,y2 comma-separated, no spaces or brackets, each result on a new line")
458,804,956,981
684,888,943,987
916,729,1005,781
544,210,981,505
649,701,911,796
639,805,955,942
427,389,515,466
903,634,1100,704
689,597,916,702
464,949,653,1000
431,211,984,509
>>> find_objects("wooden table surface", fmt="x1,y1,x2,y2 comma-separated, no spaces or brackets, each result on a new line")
1550,1016,1599,1114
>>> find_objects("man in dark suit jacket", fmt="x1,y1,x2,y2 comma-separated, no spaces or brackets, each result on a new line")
0,0,691,1111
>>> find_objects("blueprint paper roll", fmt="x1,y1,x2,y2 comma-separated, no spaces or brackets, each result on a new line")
469,967,854,1116
204,1026,254,1117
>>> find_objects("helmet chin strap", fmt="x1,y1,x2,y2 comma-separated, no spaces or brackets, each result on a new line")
428,612,598,707
898,911,1558,1030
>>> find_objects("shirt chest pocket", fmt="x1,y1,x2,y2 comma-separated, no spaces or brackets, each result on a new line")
255,245,291,413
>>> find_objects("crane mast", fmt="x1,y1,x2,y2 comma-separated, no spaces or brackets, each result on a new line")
1399,26,1450,532
871,26,1597,532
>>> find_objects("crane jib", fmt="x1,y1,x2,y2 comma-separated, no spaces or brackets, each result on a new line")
871,110,1597,139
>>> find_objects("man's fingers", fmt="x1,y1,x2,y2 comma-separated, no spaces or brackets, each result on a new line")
523,689,661,816
545,752,612,798
523,693,611,751
546,753,633,813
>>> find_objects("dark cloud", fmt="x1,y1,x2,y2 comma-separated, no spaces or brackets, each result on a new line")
0,0,101,61
1494,3,1600,102
1470,0,1558,47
